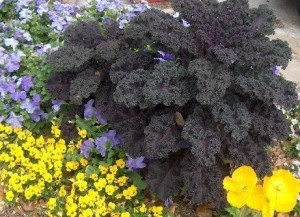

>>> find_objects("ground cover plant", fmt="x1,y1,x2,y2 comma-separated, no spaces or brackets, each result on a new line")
46,0,298,209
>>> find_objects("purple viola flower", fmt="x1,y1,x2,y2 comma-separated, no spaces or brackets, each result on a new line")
4,60,20,72
19,8,33,22
4,52,24,73
96,3,107,12
95,136,108,157
80,139,94,158
126,156,146,171
181,19,191,27
271,66,280,75
0,116,4,122
155,50,176,62
102,18,112,25
20,98,37,114
119,19,129,29
84,99,107,125
32,93,41,105
6,112,23,128
3,81,17,94
35,0,46,7
11,91,27,101
16,0,31,12
33,44,52,56
36,3,49,16
31,109,46,122
52,99,65,112
84,99,96,119
164,196,174,207
104,130,121,147
4,38,19,50
21,75,34,91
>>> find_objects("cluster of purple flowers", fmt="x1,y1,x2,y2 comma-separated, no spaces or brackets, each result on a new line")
94,0,149,29
80,128,146,171
0,74,48,126
80,130,121,158
47,2,80,32
0,47,25,73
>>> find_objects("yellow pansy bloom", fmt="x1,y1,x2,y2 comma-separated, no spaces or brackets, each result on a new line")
263,169,300,213
5,191,14,201
78,129,87,138
47,198,57,210
121,212,130,217
223,166,258,208
116,159,125,168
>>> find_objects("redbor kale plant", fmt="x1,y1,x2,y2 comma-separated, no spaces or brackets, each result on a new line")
46,0,297,208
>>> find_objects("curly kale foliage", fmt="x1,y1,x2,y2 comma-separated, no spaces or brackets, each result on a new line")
46,0,297,208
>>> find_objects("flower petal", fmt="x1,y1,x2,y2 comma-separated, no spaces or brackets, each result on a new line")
247,184,265,211
232,166,258,190
223,176,240,192
227,191,247,208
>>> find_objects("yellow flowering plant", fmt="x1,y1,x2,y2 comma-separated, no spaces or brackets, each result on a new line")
0,119,168,217
223,165,300,217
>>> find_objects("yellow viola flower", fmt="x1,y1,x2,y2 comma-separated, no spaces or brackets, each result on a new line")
78,129,87,138
121,212,130,217
58,186,67,197
109,165,118,174
5,190,14,201
117,176,128,186
80,158,88,166
105,185,115,195
99,165,108,174
47,198,57,210
263,169,300,213
116,159,125,168
223,166,258,208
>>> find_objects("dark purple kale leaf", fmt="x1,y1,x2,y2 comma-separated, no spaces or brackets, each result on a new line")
250,103,290,141
47,45,92,72
227,136,271,177
144,113,182,159
142,62,194,107
63,21,105,49
109,50,155,84
46,72,76,101
180,153,228,208
146,153,183,200
122,9,198,56
188,59,231,105
113,69,152,109
69,69,102,105
182,107,222,166
172,0,291,71
212,99,252,141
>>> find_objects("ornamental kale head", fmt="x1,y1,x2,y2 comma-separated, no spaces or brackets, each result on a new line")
46,0,297,209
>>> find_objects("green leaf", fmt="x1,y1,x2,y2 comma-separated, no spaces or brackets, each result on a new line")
85,165,99,177
128,173,147,190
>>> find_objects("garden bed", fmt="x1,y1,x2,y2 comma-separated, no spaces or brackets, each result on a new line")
0,0,300,217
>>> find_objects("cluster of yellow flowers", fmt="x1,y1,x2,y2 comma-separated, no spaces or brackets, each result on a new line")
223,166,300,217
0,123,165,217
0,123,67,202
